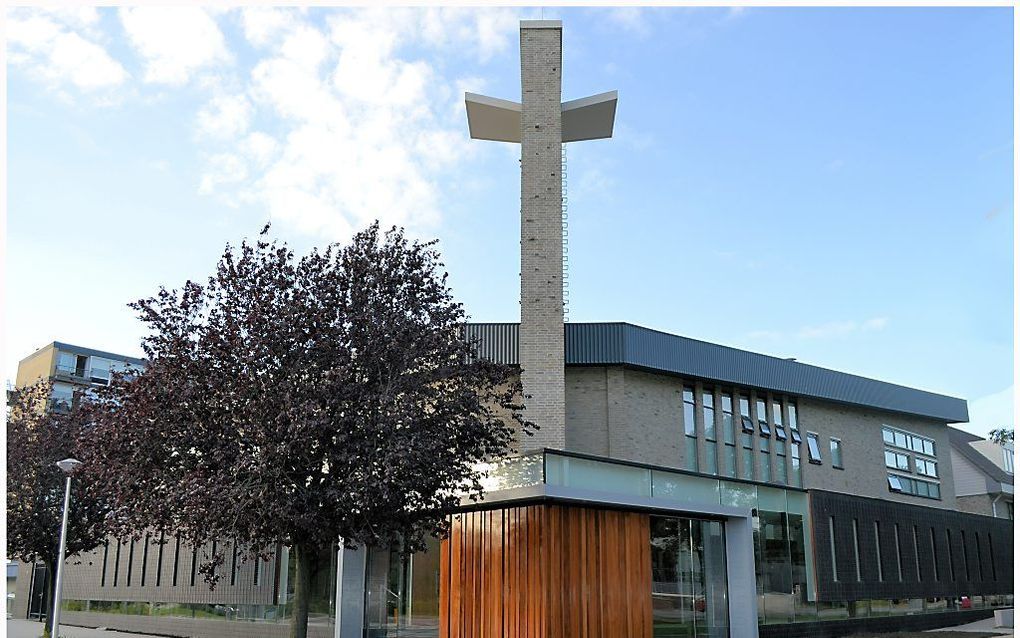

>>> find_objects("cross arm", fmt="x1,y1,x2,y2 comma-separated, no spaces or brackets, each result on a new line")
465,90,618,144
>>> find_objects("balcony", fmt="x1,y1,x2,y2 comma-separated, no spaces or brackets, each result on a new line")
54,364,110,385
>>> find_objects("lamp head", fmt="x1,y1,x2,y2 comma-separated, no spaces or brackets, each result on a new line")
56,458,82,474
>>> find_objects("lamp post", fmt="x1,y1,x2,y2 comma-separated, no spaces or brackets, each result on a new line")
50,458,81,638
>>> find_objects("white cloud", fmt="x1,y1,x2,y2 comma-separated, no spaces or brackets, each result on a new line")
197,94,253,139
194,8,522,241
958,385,1013,438
119,7,230,85
7,9,127,92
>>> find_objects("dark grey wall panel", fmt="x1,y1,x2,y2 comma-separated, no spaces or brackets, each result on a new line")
464,322,969,423
810,490,1013,601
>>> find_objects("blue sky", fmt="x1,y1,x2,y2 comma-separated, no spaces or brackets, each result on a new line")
6,7,1013,436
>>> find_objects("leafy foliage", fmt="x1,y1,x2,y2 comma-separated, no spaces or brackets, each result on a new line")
79,223,531,636
7,380,111,632
988,427,1014,446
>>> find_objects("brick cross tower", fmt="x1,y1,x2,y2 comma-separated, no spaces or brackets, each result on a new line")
465,20,617,451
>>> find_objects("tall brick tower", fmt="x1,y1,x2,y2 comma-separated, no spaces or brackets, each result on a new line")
465,20,617,451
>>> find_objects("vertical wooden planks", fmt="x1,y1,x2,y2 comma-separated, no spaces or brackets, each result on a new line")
439,504,652,638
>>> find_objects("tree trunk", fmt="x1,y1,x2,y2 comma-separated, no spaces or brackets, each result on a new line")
289,543,314,638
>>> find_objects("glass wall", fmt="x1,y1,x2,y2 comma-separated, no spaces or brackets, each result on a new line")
651,515,729,638
364,537,442,638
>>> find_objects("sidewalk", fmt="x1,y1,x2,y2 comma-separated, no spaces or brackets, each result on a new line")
7,620,162,638
927,615,1013,635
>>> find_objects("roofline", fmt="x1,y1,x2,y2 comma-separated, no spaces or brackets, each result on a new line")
464,321,969,423
47,341,146,366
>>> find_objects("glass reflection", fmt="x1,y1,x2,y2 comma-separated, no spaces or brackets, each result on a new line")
651,516,729,637
365,537,441,638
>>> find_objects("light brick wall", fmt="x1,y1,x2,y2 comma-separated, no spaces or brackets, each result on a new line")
519,22,566,452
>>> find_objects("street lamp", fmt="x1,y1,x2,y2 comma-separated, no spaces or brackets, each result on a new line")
50,458,81,638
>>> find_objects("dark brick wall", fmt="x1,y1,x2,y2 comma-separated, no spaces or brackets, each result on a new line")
759,609,994,638
810,490,1013,601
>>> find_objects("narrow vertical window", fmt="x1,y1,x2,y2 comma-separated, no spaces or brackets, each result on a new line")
156,532,165,587
988,533,997,581
975,532,984,581
172,534,181,586
190,545,198,586
210,540,218,582
140,533,150,586
852,519,862,581
806,433,822,464
254,554,261,586
703,388,718,475
756,397,771,436
913,526,921,581
722,391,737,478
113,539,122,587
894,524,903,582
945,529,956,581
829,516,839,582
830,438,843,469
683,386,698,471
230,540,239,587
930,528,940,582
126,538,135,586
100,540,109,587
874,521,884,582
961,530,970,581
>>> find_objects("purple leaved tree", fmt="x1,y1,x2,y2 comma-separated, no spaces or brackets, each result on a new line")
79,222,531,638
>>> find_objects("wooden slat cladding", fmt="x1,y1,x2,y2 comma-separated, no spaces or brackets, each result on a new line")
440,504,652,638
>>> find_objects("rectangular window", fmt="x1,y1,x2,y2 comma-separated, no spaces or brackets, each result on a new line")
806,433,822,464
852,519,862,581
930,528,939,582
830,438,843,468
254,555,261,586
127,538,134,587
722,393,735,445
1003,447,1014,474
723,445,737,478
829,516,838,582
739,395,754,433
975,532,984,581
741,446,754,481
684,386,698,472
887,474,903,491
705,440,718,475
775,446,787,485
874,521,884,582
113,539,122,587
988,533,996,581
101,540,109,587
915,458,938,478
703,389,716,441
172,534,181,586
230,540,239,586
760,450,771,482
961,530,970,581
945,529,955,581
913,526,921,581
885,450,910,471
156,532,164,587
894,524,903,582
140,533,149,586
791,443,802,487
772,399,787,440
190,546,198,587
883,426,935,457
756,398,771,436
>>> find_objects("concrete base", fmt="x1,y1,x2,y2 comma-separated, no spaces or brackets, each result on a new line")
994,608,1013,628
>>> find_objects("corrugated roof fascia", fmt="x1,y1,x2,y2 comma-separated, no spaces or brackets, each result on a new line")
463,321,969,423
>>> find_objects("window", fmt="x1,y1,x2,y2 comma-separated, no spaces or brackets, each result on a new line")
775,444,787,485
915,458,938,478
806,433,822,464
788,402,802,443
683,386,698,472
772,400,787,440
852,519,862,581
829,516,838,582
756,398,771,436
1003,446,1014,474
830,438,843,469
874,522,884,582
760,449,771,482
721,393,735,445
945,529,955,581
883,426,935,458
975,532,984,581
791,443,802,487
894,524,903,582
887,474,940,500
50,382,75,411
90,357,112,384
930,528,939,582
912,526,921,581
885,450,910,471
703,389,716,440
739,395,754,433
961,530,970,581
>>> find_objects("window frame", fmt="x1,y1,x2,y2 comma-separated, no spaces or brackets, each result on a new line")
806,432,823,464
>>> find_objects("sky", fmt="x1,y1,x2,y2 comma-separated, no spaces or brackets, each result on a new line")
5,6,1014,437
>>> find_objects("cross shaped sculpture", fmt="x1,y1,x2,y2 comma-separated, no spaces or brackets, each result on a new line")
465,20,617,451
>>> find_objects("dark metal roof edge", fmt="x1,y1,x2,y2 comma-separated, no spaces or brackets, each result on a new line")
50,341,147,366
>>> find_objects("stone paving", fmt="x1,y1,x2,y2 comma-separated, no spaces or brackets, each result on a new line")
7,619,161,638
